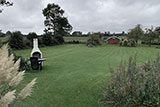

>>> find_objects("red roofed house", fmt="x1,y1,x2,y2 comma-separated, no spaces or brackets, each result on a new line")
107,36,120,44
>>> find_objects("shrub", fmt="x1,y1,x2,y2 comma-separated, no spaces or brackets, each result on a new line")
0,44,36,107
87,34,102,46
123,39,128,46
66,40,80,44
42,32,54,46
130,40,136,47
26,32,37,42
8,31,25,49
42,32,65,46
38,37,45,47
23,38,32,48
101,55,160,107
54,36,64,44
120,41,123,46
120,39,136,47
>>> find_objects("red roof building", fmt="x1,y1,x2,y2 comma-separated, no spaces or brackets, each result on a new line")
107,36,120,44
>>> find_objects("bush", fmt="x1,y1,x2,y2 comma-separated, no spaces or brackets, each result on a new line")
130,40,136,47
54,35,64,45
23,38,32,48
26,32,37,42
8,31,25,49
42,32,54,46
101,55,160,107
42,32,64,46
123,39,128,46
120,39,136,47
87,34,102,46
66,40,80,44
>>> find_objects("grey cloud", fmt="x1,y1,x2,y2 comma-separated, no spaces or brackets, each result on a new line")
0,0,45,34
0,0,160,34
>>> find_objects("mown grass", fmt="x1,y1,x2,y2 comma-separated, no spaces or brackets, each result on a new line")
14,44,160,107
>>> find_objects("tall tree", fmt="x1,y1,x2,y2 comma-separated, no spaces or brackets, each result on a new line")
0,0,13,13
128,24,144,43
42,3,72,36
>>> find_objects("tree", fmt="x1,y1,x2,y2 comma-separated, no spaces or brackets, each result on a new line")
104,31,110,36
9,31,25,49
87,34,102,46
42,32,64,46
128,24,144,43
155,26,160,44
27,32,38,42
0,0,13,13
144,26,157,47
42,32,54,46
6,31,12,36
155,27,160,33
42,3,72,36
72,31,82,37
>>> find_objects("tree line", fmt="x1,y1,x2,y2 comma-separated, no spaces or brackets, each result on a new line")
127,24,160,47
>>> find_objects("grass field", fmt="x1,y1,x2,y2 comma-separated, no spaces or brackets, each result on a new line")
14,44,160,107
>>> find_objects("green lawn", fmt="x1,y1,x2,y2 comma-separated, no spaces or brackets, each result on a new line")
14,44,160,107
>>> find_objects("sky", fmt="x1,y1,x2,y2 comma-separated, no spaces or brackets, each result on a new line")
0,0,160,34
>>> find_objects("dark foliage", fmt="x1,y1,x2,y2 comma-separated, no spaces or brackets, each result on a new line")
72,31,82,37
26,32,38,42
42,32,54,46
66,40,80,44
42,32,64,46
54,36,64,44
8,31,25,49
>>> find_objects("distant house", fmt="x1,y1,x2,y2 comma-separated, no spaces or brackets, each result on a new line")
107,36,120,44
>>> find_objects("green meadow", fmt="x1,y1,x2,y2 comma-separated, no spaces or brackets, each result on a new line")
14,44,160,107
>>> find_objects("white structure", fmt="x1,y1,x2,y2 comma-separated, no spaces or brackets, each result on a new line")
31,38,42,58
